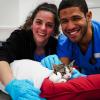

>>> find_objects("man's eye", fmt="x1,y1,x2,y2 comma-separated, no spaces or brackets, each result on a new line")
61,20,68,24
72,16,83,21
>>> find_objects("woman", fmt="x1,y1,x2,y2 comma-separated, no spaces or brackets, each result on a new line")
0,2,59,100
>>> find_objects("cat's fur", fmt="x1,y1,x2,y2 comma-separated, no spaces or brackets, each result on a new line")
49,61,75,83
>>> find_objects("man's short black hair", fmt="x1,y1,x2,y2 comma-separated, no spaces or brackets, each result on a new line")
58,0,88,16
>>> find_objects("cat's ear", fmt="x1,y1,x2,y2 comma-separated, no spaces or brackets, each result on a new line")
68,60,75,67
53,64,57,70
53,64,57,74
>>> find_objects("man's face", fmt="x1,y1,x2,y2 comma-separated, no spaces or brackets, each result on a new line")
59,7,89,43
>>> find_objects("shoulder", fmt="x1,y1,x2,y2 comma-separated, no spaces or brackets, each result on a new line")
92,20,100,37
50,36,57,41
7,29,33,41
58,33,71,46
11,29,32,37
49,36,57,44
58,33,67,42
92,20,100,30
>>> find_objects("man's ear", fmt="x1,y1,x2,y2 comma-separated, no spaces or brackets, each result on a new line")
86,11,92,22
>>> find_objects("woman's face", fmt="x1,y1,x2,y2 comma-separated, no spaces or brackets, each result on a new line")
31,10,55,47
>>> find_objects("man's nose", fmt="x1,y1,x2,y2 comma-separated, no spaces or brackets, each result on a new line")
67,20,76,29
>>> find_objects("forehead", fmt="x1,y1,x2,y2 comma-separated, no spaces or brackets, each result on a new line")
59,7,84,18
35,10,54,21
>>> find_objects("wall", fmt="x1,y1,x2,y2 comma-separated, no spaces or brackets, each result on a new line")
19,0,61,25
0,0,19,41
0,0,19,27
89,8,100,22
87,0,100,22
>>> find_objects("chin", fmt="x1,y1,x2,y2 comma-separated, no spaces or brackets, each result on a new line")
70,39,78,43
37,42,44,47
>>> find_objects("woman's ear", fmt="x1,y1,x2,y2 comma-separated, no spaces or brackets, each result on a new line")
31,24,33,30
86,11,92,22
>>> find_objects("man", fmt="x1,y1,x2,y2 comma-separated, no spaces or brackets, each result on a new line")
57,0,100,75
40,0,100,99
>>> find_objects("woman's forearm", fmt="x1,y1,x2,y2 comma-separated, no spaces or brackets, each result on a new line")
0,61,13,86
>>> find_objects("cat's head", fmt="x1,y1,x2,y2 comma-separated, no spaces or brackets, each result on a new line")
53,64,66,76
53,60,75,76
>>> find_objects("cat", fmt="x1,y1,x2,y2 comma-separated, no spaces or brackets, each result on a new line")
49,60,75,83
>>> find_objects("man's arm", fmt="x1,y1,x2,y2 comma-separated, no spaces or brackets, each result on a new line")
60,57,70,65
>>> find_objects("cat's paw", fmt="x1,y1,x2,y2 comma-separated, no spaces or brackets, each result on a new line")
49,72,62,83
58,78,67,83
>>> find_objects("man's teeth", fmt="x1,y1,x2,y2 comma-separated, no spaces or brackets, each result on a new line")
70,31,77,34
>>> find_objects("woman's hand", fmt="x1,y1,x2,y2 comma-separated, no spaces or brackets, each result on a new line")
5,79,45,100
41,54,62,70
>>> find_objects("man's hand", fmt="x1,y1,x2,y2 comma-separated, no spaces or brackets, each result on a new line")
71,68,86,79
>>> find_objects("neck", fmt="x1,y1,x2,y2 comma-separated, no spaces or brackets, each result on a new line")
35,46,45,55
79,23,92,45
79,24,93,53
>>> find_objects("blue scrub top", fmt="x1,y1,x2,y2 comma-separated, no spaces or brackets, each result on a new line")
57,21,100,75
34,54,45,62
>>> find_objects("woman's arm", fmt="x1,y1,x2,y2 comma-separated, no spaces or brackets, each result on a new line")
0,61,13,86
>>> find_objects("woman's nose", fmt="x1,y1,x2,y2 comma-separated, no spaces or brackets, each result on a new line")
41,23,46,30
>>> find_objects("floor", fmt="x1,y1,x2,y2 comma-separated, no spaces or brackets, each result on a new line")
0,90,11,100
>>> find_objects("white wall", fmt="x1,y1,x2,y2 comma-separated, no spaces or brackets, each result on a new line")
90,8,100,22
0,0,19,27
19,0,38,25
0,0,19,41
87,0,100,22
19,0,61,25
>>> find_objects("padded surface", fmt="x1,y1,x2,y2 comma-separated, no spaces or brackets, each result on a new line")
40,74,100,100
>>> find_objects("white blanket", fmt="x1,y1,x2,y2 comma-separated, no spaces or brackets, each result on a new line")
0,59,53,93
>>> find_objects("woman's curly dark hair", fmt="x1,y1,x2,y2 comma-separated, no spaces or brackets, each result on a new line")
20,2,60,36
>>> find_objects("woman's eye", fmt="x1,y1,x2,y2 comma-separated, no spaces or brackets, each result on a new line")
47,24,54,28
36,21,42,25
